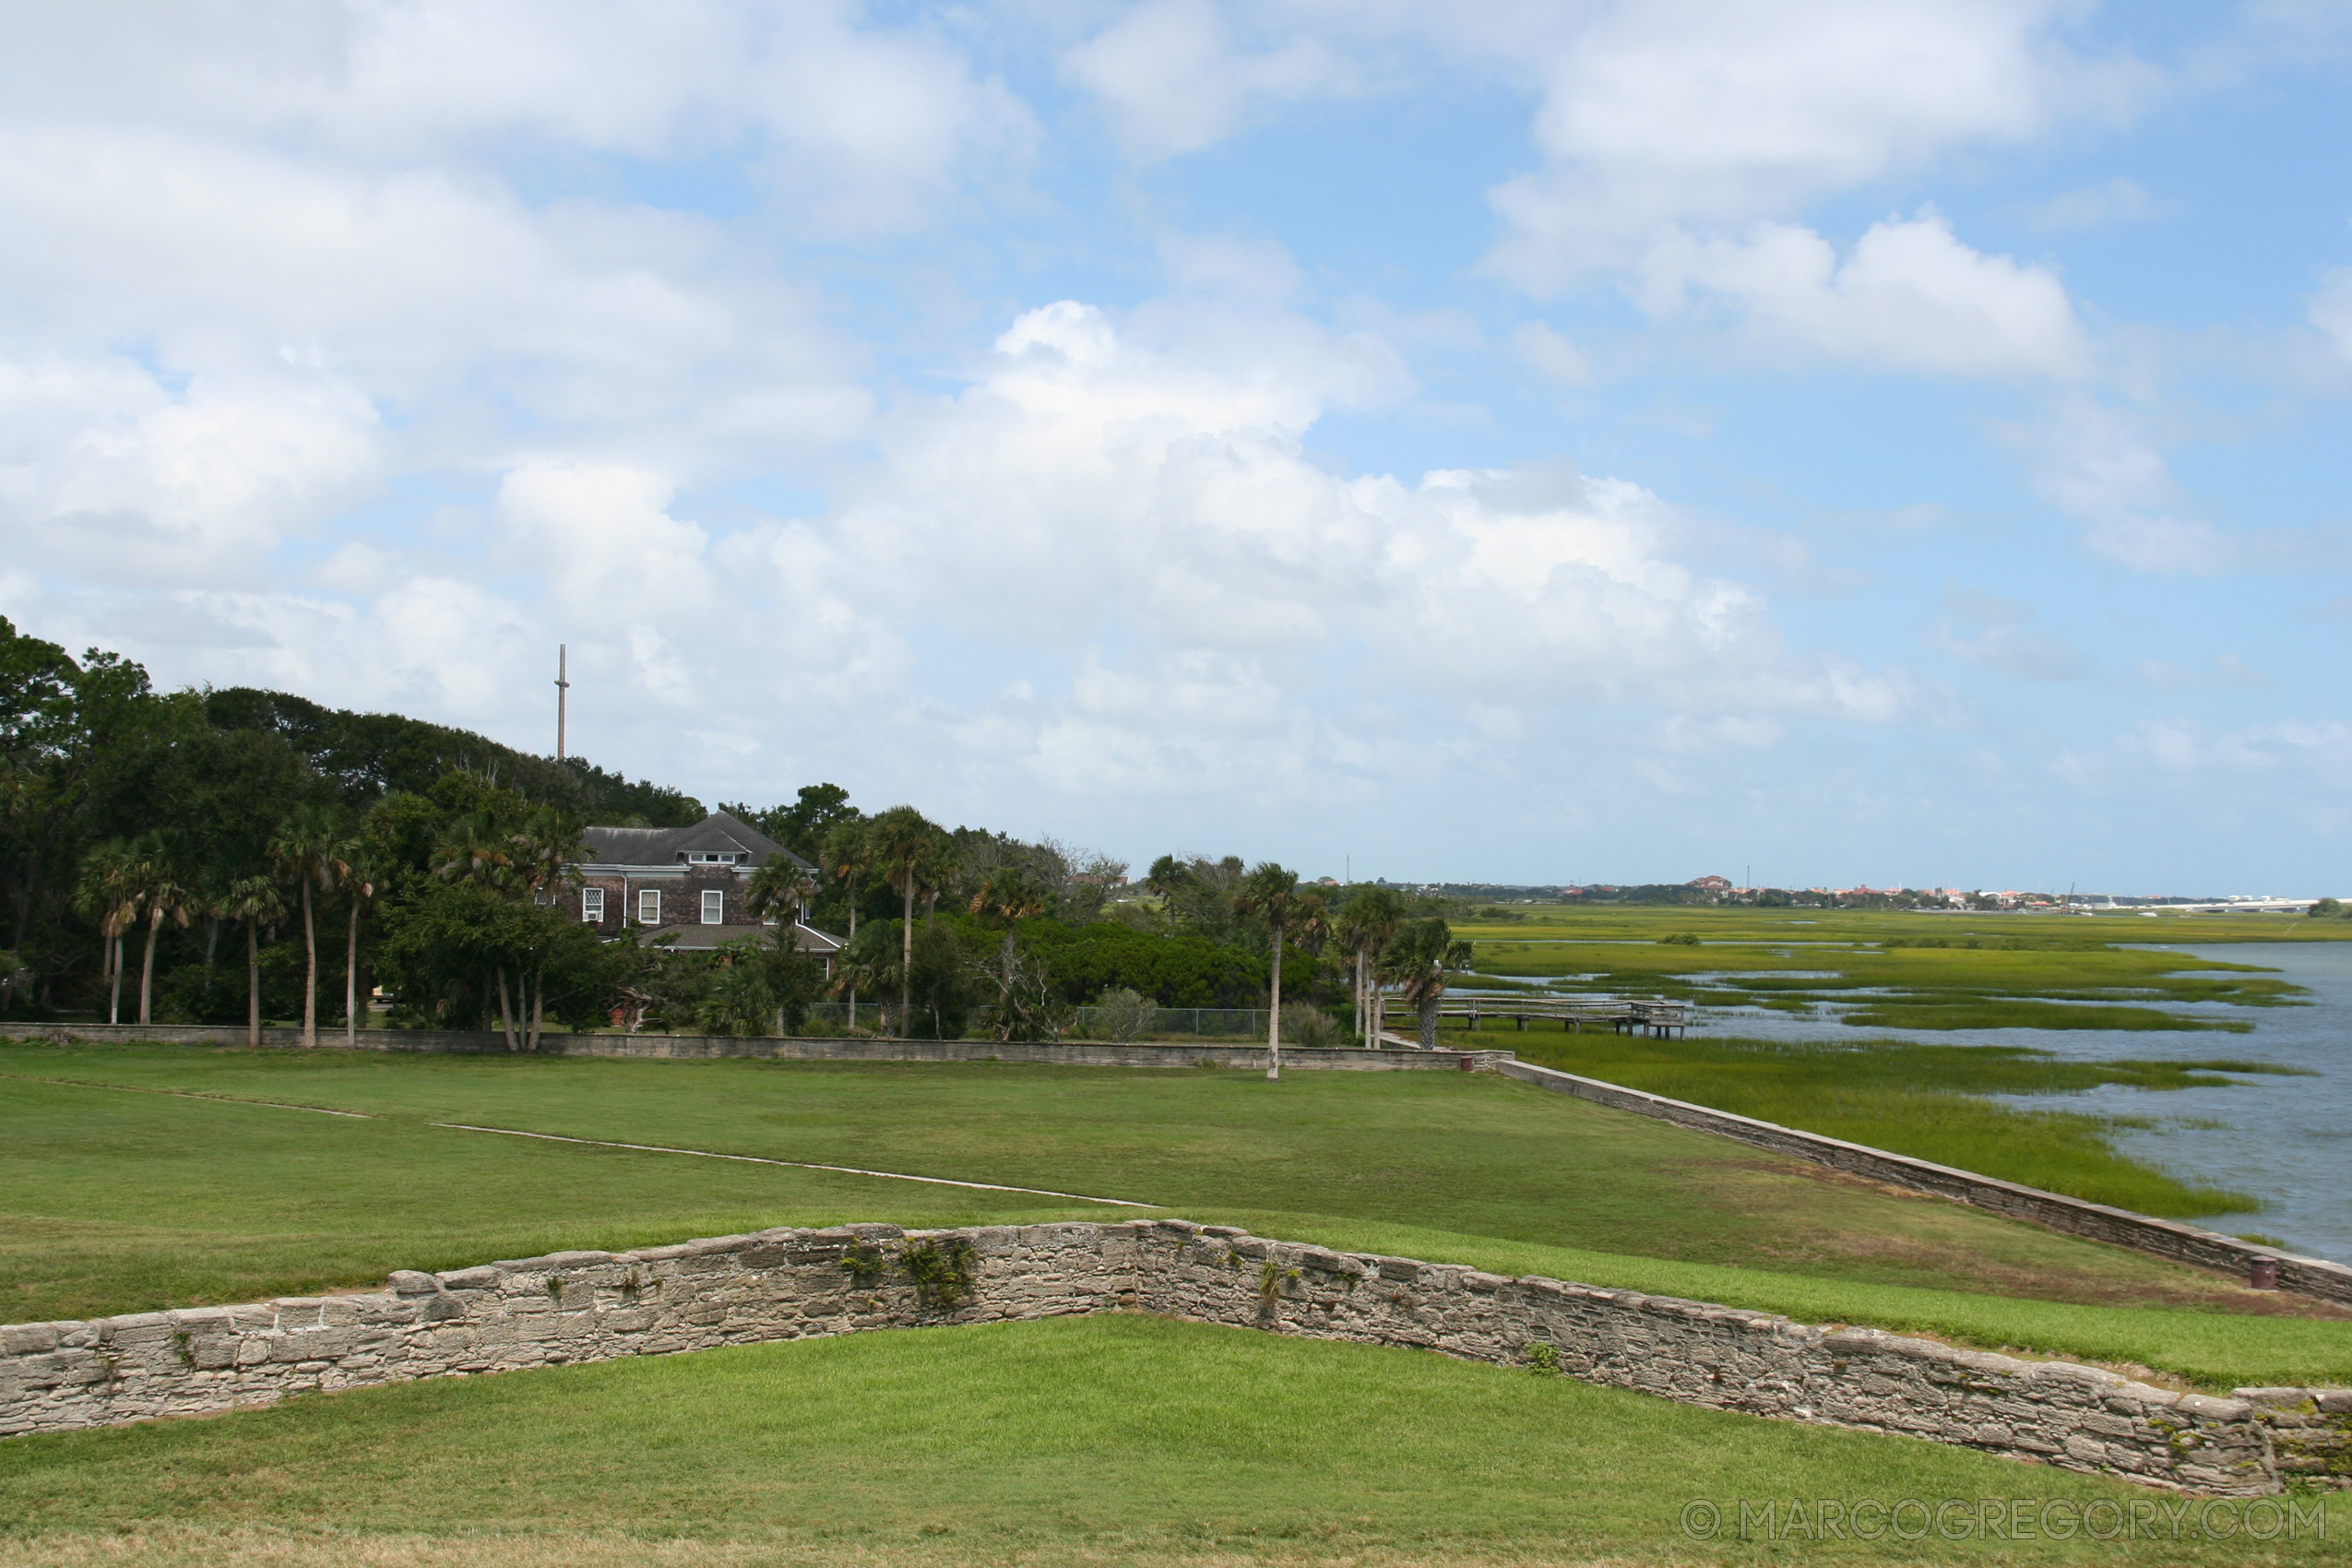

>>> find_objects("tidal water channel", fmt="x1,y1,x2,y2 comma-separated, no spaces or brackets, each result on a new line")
1689,942,2351,1265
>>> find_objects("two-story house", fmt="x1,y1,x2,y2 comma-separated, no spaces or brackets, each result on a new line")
564,811,842,963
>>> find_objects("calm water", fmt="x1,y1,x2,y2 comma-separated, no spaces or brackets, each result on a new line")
1686,943,2351,1264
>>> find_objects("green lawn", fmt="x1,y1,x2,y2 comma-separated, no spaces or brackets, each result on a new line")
6,1037,2351,1566
3,1313,2339,1567
4,1040,2347,1394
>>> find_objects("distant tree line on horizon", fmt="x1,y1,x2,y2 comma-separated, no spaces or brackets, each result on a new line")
0,619,1467,1047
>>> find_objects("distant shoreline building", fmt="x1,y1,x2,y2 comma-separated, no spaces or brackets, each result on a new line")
561,811,842,961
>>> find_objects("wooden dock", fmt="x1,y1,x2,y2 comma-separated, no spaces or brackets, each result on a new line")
1437,996,1690,1039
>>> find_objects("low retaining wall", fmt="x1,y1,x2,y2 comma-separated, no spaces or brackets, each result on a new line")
17,1024,2348,1306
3,1220,2345,1494
9,1023,1508,1074
1491,1060,2352,1308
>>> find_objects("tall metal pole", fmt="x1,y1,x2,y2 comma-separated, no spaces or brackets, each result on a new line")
554,645,570,761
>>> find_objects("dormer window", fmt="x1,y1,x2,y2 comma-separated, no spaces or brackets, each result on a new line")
681,851,743,864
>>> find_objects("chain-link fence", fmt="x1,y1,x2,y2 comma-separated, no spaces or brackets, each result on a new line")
797,1000,1274,1040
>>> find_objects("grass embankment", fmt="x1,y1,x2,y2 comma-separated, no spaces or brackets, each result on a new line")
1453,906,2321,1031
2,1314,2339,1568
1205,1214,2352,1389
4,1043,2346,1394
1452,1031,2292,1218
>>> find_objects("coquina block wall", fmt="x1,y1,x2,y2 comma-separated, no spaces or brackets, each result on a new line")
3,1220,2345,1495
26,1028,2346,1303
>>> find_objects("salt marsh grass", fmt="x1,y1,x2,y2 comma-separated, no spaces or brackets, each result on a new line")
1474,1031,2283,1218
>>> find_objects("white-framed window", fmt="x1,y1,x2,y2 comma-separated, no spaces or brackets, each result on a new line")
701,889,725,924
638,889,661,925
581,887,605,922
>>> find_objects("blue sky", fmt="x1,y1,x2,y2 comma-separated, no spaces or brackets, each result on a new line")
3,1,2348,892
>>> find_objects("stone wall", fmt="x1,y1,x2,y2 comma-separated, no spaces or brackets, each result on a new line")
7,1024,1507,1074
18,1028,2351,1307
1493,1058,2352,1309
4,1220,2344,1495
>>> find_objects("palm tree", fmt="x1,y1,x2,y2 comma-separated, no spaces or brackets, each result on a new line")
1143,854,1191,901
1143,853,1195,932
432,814,521,1049
745,859,818,945
216,874,285,1048
1291,887,1331,955
268,805,342,1049
424,808,580,1051
819,818,871,1029
509,809,582,901
1231,861,1301,1081
826,925,896,1035
863,805,948,1036
1333,886,1404,1044
1380,918,1473,1049
510,809,583,1051
428,812,518,893
914,832,964,931
334,838,383,1048
969,865,1052,989
74,840,144,1026
127,837,190,1026
745,859,818,1035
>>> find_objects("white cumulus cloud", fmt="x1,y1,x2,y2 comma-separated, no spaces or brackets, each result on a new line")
1484,0,2131,285
799,295,1909,794
1639,214,2088,377
0,354,382,586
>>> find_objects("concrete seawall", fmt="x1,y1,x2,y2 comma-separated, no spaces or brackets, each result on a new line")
3,1219,2344,1494
1490,1058,2352,1309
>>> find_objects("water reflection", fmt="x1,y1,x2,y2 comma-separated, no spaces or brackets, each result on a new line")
1687,943,2350,1264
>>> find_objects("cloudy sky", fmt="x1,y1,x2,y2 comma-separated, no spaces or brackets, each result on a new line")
4,1,2348,891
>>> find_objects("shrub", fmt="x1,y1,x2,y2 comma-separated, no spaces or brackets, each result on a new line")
1091,986,1158,1041
1279,1002,1336,1049
1018,920,1276,1007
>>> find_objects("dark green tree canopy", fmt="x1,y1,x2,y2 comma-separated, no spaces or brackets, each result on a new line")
203,686,702,825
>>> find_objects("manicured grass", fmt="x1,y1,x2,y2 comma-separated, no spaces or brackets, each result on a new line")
2,1314,2334,1566
0,1072,1108,1324
0,1041,2295,1322
5,1042,2347,1394
1469,1031,2269,1217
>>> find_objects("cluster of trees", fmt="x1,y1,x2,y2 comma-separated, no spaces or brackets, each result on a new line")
734,818,1474,1052
0,618,695,1037
0,618,1470,1048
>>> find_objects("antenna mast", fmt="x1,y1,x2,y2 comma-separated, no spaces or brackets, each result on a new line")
554,645,570,761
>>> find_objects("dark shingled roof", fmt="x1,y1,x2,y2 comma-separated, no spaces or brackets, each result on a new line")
579,811,813,871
